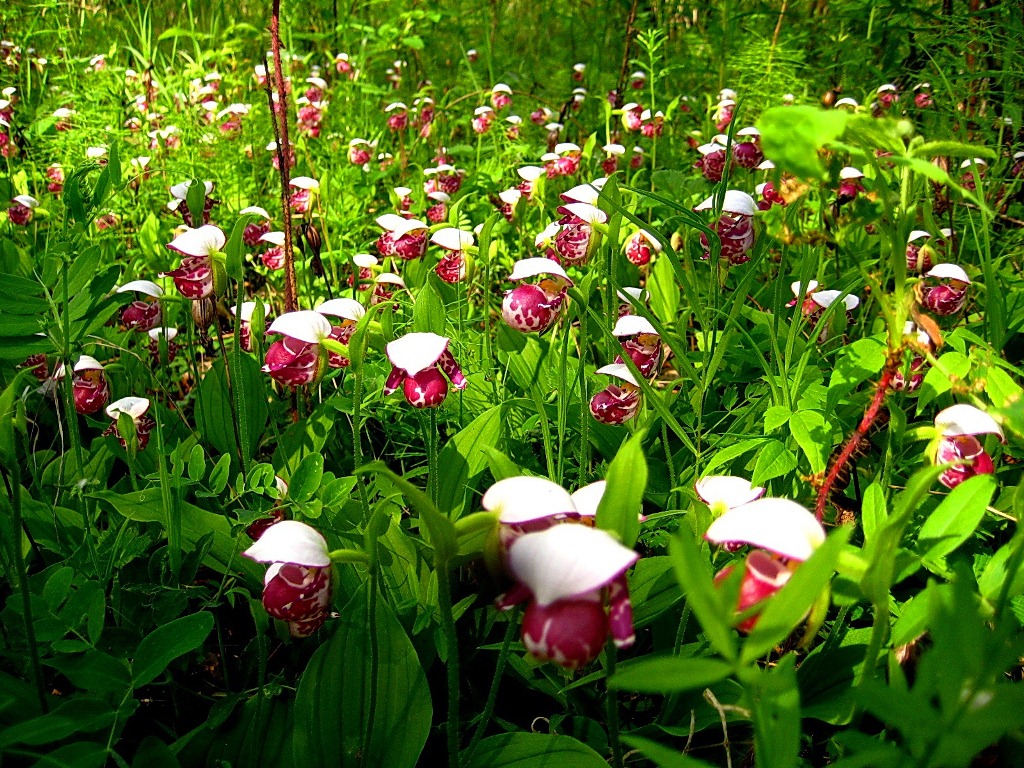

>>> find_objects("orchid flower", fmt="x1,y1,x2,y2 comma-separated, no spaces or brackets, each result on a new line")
921,264,971,316
103,396,155,450
705,496,826,632
590,363,642,425
431,227,475,284
383,333,467,408
933,404,1003,489
161,225,226,299
612,315,662,379
316,298,365,368
695,191,756,265
624,229,661,267
231,301,270,352
262,311,333,388
889,321,932,393
617,287,650,318
116,280,163,332
483,476,581,548
243,520,333,638
496,524,639,669
167,180,215,227
553,203,606,265
147,327,179,365
375,213,428,261
836,167,864,205
371,272,406,307
7,194,37,225
694,475,766,516
501,258,572,333
58,355,109,415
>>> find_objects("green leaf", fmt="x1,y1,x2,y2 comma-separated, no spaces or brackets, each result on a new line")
756,106,849,180
609,656,733,693
746,655,801,768
596,428,647,548
186,444,206,482
289,452,325,503
621,735,715,767
917,474,995,571
464,733,608,768
411,278,446,334
132,612,214,687
194,357,268,462
750,439,798,485
292,583,431,768
788,411,828,474
668,527,737,662
428,406,502,518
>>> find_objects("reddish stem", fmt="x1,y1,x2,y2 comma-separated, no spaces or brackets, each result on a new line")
815,367,895,522
269,0,298,313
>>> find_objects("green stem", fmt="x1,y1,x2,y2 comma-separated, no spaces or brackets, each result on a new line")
437,564,462,768
8,474,48,713
605,642,624,768
428,409,439,507
465,609,519,761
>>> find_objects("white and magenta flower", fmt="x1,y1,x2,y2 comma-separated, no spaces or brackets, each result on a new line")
262,311,333,388
147,327,179,365
920,263,970,316
431,227,474,284
836,167,864,205
554,203,606,265
933,404,1003,489
167,180,215,227
705,496,825,632
624,229,661,267
501,258,572,333
695,475,766,516
375,214,428,261
484,476,581,548
244,520,333,638
289,177,319,215
695,191,756,265
612,315,662,379
63,355,109,415
116,280,164,332
590,364,642,425
8,194,37,225
232,301,270,352
103,396,155,450
496,524,639,669
383,332,467,408
316,298,365,368
161,225,226,299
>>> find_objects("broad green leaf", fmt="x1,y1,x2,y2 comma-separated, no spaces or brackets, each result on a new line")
757,106,849,180
609,656,733,693
621,734,715,767
789,411,828,474
428,405,502,518
290,452,325,503
412,278,446,334
746,655,801,768
293,583,431,768
464,733,608,768
132,612,214,687
596,428,647,547
668,527,737,662
194,357,268,462
750,439,798,485
917,474,995,570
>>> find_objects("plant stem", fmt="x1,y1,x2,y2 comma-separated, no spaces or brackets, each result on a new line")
267,1,298,312
428,408,439,507
465,610,519,761
437,565,462,768
814,365,896,521
605,642,624,768
8,473,48,713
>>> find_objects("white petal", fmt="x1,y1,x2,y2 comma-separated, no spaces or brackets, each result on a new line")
474,105,494,116
927,263,971,284
791,280,819,297
498,188,521,205
694,475,765,509
374,272,405,287
570,481,606,518
12,195,39,208
386,332,449,375
168,225,226,256
316,298,365,321
240,206,271,218
617,287,649,304
534,222,561,247
835,98,859,108
74,355,104,371
231,301,270,321
959,158,987,168
260,231,286,246
393,186,412,196
757,159,775,170
267,310,332,343
561,202,607,225
509,257,571,284
431,228,475,251
517,166,545,182
148,327,178,341
560,183,602,205
117,280,164,297
289,176,320,190
811,290,859,311
612,315,657,337
736,126,761,137
705,498,825,561
694,190,756,216
491,83,512,94
427,191,451,203
243,520,330,567
935,403,1003,439
908,229,931,243
603,144,625,156
508,525,639,606
106,396,150,421
555,142,580,154
839,166,864,180
595,363,639,387
483,476,577,524
384,102,407,112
